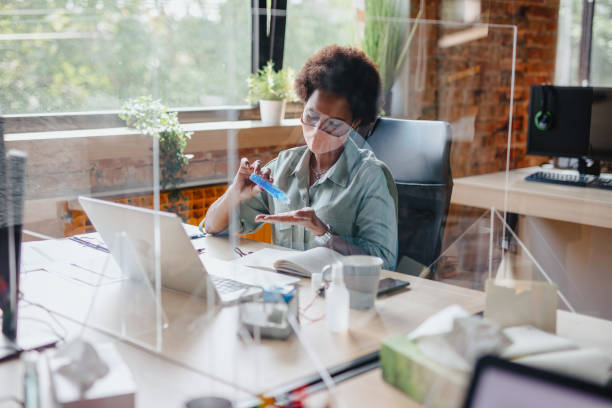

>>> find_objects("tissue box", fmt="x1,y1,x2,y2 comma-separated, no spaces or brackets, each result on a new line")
48,343,136,408
380,336,469,406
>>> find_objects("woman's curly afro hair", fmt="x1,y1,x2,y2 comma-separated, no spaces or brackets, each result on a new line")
294,44,382,126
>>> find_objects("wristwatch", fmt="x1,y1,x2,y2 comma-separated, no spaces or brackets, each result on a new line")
314,223,334,245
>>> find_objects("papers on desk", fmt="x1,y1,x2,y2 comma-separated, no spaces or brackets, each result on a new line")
21,239,77,272
44,261,125,287
501,325,577,359
204,256,299,287
515,348,612,385
233,246,344,277
21,237,125,286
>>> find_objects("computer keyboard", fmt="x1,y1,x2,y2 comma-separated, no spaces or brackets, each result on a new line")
209,274,252,295
525,171,612,190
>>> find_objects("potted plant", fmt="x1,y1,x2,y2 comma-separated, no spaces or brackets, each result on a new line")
247,61,297,125
119,96,193,193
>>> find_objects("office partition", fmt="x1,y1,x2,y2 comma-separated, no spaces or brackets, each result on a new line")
6,5,610,407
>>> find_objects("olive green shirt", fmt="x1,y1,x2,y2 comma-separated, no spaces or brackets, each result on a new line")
234,138,398,270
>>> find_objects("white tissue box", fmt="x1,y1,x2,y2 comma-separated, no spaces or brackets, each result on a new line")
48,343,136,408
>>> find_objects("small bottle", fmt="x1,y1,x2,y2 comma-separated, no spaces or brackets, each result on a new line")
326,263,349,332
22,351,40,408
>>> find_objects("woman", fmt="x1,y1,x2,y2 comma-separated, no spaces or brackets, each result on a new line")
204,45,398,270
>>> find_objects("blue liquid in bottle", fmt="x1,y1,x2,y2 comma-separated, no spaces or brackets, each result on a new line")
249,174,291,204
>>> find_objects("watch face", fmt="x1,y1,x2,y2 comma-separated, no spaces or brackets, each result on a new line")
315,231,332,245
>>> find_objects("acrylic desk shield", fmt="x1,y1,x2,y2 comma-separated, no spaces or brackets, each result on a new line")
10,4,609,407
15,125,165,351
10,12,522,408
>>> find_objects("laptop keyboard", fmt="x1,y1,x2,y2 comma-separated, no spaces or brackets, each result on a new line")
209,274,252,295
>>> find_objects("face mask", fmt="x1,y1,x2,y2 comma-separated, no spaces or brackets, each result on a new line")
301,123,348,154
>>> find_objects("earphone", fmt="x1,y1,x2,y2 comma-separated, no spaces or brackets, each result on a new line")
534,85,553,131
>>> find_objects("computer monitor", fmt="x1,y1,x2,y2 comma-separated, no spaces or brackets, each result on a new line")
589,87,612,161
527,85,612,175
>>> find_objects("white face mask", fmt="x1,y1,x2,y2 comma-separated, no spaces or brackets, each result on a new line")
301,123,348,154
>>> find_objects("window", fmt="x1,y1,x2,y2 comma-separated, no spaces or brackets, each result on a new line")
0,0,250,115
283,0,356,72
591,1,612,86
556,0,612,86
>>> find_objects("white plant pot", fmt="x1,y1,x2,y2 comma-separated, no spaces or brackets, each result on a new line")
259,100,286,126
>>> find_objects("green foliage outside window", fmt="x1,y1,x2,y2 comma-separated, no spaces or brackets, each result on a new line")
119,96,192,192
592,1,612,86
0,0,250,115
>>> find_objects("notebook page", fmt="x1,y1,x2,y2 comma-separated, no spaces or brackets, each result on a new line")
233,248,295,270
275,247,344,276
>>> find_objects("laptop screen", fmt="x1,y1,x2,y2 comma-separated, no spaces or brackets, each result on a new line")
465,357,612,408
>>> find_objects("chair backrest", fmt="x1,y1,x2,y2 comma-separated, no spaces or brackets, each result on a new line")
364,118,453,275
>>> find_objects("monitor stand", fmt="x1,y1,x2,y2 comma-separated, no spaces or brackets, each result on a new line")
578,157,601,177
0,314,60,362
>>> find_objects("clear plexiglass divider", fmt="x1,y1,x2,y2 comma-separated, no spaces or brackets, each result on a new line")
416,206,578,408
426,207,575,312
16,127,165,352
14,6,608,407
160,14,522,406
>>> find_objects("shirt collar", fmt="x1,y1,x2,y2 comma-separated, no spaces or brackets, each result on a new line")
290,137,360,188
291,147,311,178
327,137,360,188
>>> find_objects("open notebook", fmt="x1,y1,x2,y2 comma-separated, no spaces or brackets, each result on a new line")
234,247,344,277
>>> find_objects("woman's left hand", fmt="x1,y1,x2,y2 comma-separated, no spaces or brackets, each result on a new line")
255,207,328,236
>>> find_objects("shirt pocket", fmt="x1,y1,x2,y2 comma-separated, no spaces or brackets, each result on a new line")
273,223,293,248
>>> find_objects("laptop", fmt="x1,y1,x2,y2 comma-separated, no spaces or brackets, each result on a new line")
78,196,298,304
463,355,612,408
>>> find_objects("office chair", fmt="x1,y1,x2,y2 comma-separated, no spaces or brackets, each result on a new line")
363,118,453,277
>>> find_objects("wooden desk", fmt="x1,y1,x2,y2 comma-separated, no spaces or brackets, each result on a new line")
0,303,254,408
451,167,612,321
451,167,612,229
15,233,485,401
305,310,612,407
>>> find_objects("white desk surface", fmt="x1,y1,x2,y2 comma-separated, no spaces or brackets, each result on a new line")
7,230,612,407
15,234,485,400
306,309,612,407
451,167,612,229
0,302,254,408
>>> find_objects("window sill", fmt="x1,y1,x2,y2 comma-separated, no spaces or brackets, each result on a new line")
5,118,301,142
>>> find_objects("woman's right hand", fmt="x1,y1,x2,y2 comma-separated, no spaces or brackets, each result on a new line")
230,157,273,202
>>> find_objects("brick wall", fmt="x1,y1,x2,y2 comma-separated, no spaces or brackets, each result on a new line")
404,0,560,260
407,0,558,175
10,124,303,238
487,0,559,169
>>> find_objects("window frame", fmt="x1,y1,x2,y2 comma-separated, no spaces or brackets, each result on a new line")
3,1,290,133
578,0,595,85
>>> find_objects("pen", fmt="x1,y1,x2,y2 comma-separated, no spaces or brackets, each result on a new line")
234,247,253,257
189,233,206,240
68,236,109,253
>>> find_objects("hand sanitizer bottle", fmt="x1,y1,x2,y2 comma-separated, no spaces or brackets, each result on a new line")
326,263,349,332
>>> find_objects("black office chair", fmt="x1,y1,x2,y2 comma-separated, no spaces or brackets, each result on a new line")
363,117,453,277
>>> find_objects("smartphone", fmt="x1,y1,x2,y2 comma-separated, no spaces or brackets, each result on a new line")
377,278,410,297
317,278,410,298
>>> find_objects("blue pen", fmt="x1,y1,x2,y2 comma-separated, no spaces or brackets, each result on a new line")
249,173,291,204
